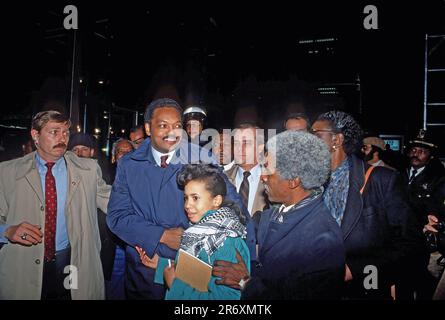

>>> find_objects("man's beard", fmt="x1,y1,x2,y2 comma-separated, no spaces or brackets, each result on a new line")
358,151,373,162
363,152,374,162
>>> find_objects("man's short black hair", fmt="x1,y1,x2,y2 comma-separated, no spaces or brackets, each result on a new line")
144,98,183,123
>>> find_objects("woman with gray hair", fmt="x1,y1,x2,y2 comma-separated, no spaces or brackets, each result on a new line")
311,110,427,299
213,130,346,299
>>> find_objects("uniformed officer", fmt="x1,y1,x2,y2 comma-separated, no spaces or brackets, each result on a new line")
403,129,445,225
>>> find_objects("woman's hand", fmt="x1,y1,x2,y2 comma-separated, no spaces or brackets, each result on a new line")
164,263,176,289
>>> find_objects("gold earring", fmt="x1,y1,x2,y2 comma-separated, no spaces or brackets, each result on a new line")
332,145,337,150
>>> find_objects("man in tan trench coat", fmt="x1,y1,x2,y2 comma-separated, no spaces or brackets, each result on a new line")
0,110,111,299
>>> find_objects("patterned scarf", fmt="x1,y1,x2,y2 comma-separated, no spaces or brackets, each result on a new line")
323,157,350,226
180,207,247,260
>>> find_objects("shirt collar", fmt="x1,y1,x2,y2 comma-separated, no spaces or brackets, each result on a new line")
279,203,295,213
372,160,382,167
237,163,260,178
278,188,324,213
410,166,425,175
35,153,65,172
151,147,176,167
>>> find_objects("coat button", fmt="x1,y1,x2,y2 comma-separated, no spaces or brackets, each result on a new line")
35,259,40,264
40,206,44,211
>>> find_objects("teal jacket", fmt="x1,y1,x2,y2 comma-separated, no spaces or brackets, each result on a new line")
154,211,250,300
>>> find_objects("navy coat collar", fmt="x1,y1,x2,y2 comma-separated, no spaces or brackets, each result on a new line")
258,197,325,258
129,138,217,188
130,138,157,163
341,155,367,240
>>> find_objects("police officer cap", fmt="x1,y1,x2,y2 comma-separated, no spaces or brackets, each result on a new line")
409,129,438,150
183,106,207,122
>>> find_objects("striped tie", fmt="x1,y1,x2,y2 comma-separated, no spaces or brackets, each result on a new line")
239,171,251,210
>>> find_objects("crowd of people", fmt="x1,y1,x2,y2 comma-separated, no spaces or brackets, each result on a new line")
0,98,444,300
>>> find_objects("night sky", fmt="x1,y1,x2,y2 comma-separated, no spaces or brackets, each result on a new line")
1,1,444,149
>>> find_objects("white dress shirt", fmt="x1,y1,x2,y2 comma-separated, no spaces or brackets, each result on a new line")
409,166,425,183
278,203,297,213
235,164,261,215
151,147,176,167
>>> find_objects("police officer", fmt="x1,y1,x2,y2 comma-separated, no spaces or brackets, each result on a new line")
403,129,445,225
183,105,207,141
402,129,445,299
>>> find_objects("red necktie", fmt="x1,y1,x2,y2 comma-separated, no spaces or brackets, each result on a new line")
44,162,57,262
160,155,169,168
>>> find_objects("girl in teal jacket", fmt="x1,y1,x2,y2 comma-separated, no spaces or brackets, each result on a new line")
137,164,250,300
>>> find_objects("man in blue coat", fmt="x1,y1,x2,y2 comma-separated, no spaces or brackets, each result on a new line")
107,98,253,299
214,131,346,299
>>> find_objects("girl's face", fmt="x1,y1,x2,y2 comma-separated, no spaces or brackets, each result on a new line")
184,180,222,223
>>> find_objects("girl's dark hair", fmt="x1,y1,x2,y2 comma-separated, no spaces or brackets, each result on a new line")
177,164,247,225
177,164,227,198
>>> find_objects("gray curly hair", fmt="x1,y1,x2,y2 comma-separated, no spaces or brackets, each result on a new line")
266,131,331,190
112,138,133,158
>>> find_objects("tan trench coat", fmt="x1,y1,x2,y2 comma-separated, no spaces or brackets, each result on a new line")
0,151,111,299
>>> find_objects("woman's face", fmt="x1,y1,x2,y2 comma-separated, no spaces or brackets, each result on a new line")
184,180,221,223
311,120,336,152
